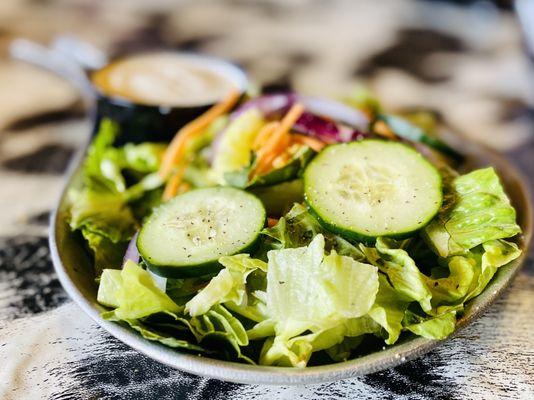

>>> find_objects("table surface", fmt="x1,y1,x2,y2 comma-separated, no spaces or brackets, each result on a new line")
0,1,533,399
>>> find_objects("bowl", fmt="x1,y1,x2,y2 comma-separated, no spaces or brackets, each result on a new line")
49,140,532,385
90,52,248,145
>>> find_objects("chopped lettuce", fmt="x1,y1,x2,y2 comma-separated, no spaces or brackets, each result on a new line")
426,239,521,310
257,235,379,367
100,261,181,320
122,142,166,174
98,261,253,362
69,189,137,243
83,229,126,275
263,203,365,260
367,274,410,345
362,238,432,312
424,167,521,258
403,309,456,340
68,119,167,276
84,110,524,367
185,254,267,317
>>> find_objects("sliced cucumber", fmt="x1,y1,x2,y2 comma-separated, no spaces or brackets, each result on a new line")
138,187,266,278
304,140,442,242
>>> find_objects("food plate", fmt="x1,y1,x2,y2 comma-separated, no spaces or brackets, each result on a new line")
50,136,532,385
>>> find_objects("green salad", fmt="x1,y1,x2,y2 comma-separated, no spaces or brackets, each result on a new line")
67,92,522,367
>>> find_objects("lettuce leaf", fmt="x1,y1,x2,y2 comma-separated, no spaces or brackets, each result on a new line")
212,108,266,184
362,238,432,312
99,261,181,320
185,254,267,317
367,274,410,345
118,317,204,352
99,262,255,362
69,189,137,243
263,203,365,260
121,142,166,174
424,167,521,258
258,235,379,367
69,119,167,275
426,239,521,311
83,230,126,275
190,304,254,364
403,309,456,340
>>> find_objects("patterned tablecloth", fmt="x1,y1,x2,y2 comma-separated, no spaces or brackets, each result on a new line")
0,1,533,399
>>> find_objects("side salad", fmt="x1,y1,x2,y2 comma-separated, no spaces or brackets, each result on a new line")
67,90,522,367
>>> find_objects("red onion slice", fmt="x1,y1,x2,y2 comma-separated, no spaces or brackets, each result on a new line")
123,232,140,264
232,93,369,143
122,231,166,291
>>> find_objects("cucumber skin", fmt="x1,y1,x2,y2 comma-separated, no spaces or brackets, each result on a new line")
142,235,262,278
304,199,435,245
303,140,443,243
144,259,222,278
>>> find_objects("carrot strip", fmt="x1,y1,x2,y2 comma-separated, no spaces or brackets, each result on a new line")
254,135,291,175
252,121,279,150
252,103,305,176
271,151,292,169
159,89,240,179
267,218,279,228
373,120,397,140
162,166,187,201
291,134,326,152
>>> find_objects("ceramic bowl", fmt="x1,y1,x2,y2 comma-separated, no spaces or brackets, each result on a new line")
49,139,532,385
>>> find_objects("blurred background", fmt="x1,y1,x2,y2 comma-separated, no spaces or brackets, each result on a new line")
0,1,533,398
0,0,533,239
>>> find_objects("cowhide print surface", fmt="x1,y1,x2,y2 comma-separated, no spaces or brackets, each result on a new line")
0,0,532,399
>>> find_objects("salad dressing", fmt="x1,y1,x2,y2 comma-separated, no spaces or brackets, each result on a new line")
92,53,237,107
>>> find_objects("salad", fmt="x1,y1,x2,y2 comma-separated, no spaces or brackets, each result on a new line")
67,90,522,368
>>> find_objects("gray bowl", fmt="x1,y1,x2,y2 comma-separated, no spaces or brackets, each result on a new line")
49,141,532,385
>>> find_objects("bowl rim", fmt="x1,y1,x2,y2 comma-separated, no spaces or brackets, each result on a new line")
49,143,532,386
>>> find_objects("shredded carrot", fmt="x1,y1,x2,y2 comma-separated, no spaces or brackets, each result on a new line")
177,182,191,195
373,120,397,140
291,133,326,152
252,103,304,177
271,151,292,169
252,121,279,150
267,218,279,228
162,166,187,201
159,89,240,179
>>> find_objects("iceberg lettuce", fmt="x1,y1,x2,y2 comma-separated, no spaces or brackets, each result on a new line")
424,167,521,257
185,254,267,317
258,235,379,366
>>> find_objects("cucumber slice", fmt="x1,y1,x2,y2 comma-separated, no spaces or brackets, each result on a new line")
304,140,442,242
138,187,266,278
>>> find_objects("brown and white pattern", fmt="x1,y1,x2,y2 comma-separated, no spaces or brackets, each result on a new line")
0,0,532,399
